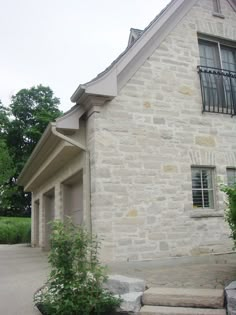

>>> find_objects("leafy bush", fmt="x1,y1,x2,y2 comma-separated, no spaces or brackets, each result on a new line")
34,219,121,315
0,216,31,244
221,184,236,247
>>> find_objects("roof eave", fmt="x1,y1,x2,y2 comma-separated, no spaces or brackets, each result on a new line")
70,85,86,103
17,123,55,186
70,70,118,105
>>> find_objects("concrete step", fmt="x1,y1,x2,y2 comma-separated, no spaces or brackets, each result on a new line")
140,305,226,315
142,287,224,308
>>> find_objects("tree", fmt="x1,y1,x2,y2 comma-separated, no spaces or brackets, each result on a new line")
0,140,14,185
0,102,10,138
0,85,62,216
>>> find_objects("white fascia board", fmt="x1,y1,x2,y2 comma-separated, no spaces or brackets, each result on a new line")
85,69,117,97
56,105,85,130
71,71,117,104
70,85,86,103
17,123,53,185
24,142,80,192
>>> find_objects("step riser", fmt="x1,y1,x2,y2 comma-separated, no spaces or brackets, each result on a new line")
142,296,223,308
140,305,226,315
142,288,224,309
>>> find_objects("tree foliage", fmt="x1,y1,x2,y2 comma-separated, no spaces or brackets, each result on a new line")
0,140,15,185
0,85,62,216
0,102,10,138
221,184,236,247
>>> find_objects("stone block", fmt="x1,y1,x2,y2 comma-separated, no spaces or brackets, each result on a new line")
96,168,111,178
195,136,216,147
225,289,236,315
104,275,146,295
142,287,224,308
153,117,165,125
160,241,169,251
163,165,178,173
118,239,132,246
144,102,151,109
226,281,236,290
127,209,138,217
225,281,236,315
149,233,166,241
161,131,173,140
117,292,143,313
178,86,194,96
147,216,156,224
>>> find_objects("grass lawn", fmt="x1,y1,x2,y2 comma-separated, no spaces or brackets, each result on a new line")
0,216,31,244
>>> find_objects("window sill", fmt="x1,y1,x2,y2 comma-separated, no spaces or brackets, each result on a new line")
212,12,225,18
190,209,224,218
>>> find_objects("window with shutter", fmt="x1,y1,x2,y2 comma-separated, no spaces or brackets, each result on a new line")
191,167,215,209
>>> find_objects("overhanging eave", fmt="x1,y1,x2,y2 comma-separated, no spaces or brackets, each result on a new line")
24,143,81,192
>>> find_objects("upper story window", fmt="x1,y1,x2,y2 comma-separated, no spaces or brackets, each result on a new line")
197,38,236,116
213,0,222,13
212,0,224,18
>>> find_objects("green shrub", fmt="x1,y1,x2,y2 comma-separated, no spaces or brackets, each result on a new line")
0,217,31,244
34,219,121,315
221,184,236,247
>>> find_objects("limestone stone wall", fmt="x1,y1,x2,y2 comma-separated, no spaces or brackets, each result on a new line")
89,0,236,261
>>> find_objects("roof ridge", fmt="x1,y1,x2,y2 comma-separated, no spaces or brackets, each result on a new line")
130,27,143,32
83,0,174,87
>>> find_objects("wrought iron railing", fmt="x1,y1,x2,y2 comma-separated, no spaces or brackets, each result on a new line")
197,66,236,116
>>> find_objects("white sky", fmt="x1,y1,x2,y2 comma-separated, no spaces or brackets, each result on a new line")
0,0,170,112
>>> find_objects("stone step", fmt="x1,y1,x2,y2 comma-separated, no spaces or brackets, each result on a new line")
142,287,224,309
140,305,226,315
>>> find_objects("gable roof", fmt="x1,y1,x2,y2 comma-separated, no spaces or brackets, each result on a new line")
71,0,236,107
71,0,178,103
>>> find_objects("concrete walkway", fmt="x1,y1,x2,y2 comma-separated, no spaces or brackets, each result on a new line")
0,244,48,315
0,244,236,314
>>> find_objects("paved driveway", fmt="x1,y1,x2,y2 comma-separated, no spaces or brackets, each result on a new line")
1,244,236,314
0,244,48,315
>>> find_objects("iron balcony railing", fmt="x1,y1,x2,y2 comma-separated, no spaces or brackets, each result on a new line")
197,66,236,116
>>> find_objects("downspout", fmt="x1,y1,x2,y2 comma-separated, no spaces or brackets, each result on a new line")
51,124,92,233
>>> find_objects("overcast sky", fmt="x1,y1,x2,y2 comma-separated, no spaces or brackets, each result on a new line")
0,0,170,112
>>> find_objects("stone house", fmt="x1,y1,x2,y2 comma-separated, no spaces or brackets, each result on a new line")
18,0,236,261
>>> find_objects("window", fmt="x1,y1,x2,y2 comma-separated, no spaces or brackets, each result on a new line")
191,167,215,209
227,168,236,186
213,0,222,14
198,38,236,115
